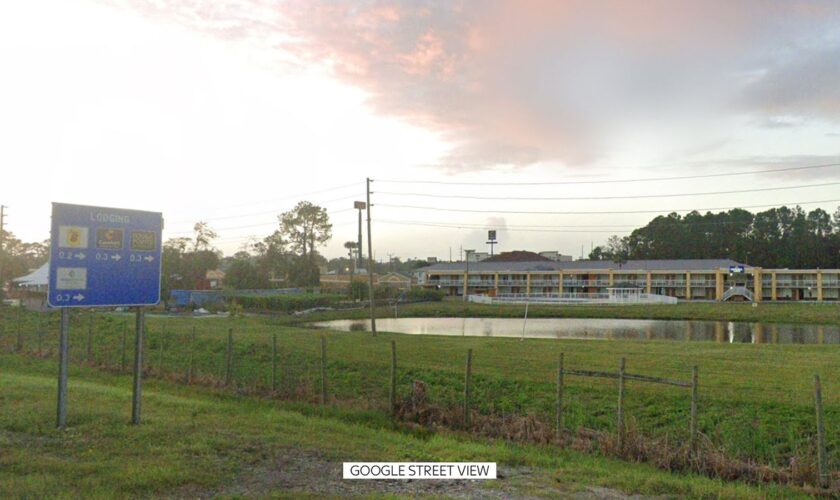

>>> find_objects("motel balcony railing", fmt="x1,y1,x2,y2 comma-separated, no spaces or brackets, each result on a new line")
649,279,687,287
562,280,612,287
430,279,463,286
497,279,529,286
775,279,819,288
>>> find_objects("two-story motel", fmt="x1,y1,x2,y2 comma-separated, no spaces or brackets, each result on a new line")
417,258,840,302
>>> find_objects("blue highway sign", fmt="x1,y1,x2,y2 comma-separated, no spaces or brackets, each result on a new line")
48,203,163,307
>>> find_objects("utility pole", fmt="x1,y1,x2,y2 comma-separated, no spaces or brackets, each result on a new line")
354,201,365,272
366,178,376,335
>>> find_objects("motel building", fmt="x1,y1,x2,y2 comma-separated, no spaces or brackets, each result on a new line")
416,256,840,302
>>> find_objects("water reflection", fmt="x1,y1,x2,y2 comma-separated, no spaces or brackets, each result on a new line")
312,317,840,345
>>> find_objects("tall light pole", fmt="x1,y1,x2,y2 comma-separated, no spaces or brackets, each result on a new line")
463,249,474,302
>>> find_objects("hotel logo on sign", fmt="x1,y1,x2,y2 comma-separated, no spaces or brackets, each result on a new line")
96,228,124,250
130,231,156,252
58,226,89,249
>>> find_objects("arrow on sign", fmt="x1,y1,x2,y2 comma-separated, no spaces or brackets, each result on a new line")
75,252,86,259
144,256,155,262
72,294,85,302
111,254,122,261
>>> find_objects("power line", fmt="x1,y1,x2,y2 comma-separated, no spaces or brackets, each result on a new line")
169,195,362,224
203,221,363,244
375,162,840,186
177,181,361,213
375,218,764,231
375,181,840,201
377,197,840,215
165,214,357,237
377,220,628,233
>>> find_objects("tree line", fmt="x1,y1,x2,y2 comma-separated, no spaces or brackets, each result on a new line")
1,199,429,299
588,205,840,269
163,201,333,294
0,231,49,299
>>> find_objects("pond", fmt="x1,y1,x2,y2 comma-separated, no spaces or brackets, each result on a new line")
312,317,840,344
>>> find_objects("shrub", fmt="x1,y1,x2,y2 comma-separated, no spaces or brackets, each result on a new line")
404,288,445,302
234,293,344,313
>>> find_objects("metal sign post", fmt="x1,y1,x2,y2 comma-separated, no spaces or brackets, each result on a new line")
486,230,497,257
56,308,70,428
131,307,144,424
48,202,162,427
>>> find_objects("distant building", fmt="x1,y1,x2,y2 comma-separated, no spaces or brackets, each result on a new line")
484,250,551,262
539,251,574,262
467,252,490,262
206,270,225,290
426,257,439,263
417,258,840,302
10,263,49,310
379,272,413,290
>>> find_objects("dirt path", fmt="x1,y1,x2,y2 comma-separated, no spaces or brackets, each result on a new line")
193,447,655,499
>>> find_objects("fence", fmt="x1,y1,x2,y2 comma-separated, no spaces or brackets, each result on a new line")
472,292,678,305
0,307,835,489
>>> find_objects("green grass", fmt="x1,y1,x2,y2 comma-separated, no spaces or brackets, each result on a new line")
0,354,806,498
2,304,840,492
303,300,840,326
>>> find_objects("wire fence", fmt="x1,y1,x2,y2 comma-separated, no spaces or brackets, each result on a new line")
0,306,838,490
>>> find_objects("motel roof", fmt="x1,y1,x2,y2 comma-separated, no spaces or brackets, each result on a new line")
418,259,750,273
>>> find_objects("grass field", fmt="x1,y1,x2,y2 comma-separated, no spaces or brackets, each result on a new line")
2,303,840,495
0,354,803,498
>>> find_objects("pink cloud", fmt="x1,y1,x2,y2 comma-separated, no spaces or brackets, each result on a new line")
114,0,840,171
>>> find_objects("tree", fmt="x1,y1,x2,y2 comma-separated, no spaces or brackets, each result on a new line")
286,255,320,287
192,221,218,252
343,241,357,273
280,201,332,263
588,246,607,261
279,201,332,287
606,235,629,266
592,204,840,269
0,230,49,293
251,230,290,285
225,254,270,289
160,228,221,302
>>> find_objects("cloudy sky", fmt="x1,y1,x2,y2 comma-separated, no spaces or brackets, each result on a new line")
2,0,839,262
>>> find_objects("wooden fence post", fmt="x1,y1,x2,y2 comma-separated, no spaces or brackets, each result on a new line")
120,320,127,373
271,333,278,392
15,306,23,352
186,327,196,384
320,336,328,405
389,340,397,416
464,348,473,428
815,374,829,488
225,328,233,386
158,327,165,375
86,311,93,363
36,313,44,354
556,352,564,440
617,357,626,452
690,365,699,454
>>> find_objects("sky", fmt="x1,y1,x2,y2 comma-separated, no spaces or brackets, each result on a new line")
1,0,839,263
